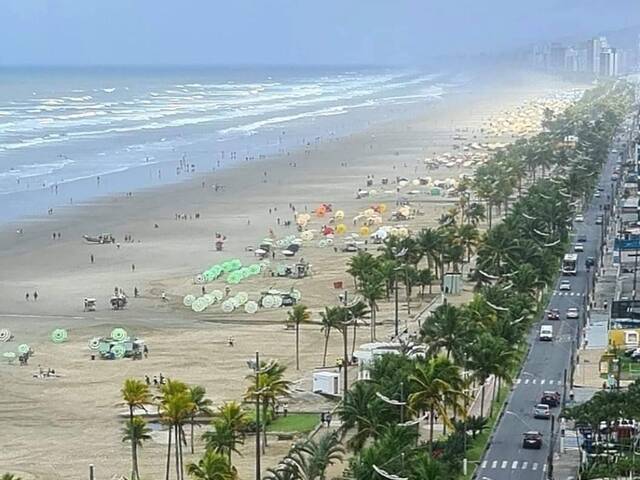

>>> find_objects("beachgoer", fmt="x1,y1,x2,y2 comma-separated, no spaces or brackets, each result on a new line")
153,376,159,386
134,287,139,297
159,373,165,384
320,412,325,426
131,264,135,272
228,336,235,347
143,345,149,359
90,254,94,264
33,291,38,301
145,375,150,385
25,292,29,301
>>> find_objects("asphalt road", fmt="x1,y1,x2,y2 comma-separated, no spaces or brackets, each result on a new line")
474,145,621,480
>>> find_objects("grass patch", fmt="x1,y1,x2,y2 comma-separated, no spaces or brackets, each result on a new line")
267,413,319,433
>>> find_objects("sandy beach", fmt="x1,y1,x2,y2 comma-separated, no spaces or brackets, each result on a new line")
0,70,587,479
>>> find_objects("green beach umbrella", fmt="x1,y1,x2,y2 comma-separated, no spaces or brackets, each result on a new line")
290,289,302,301
211,290,224,301
17,344,30,354
183,294,196,307
88,338,101,350
111,344,126,359
0,329,11,343
248,264,261,275
3,352,16,360
244,301,259,314
221,300,235,313
51,328,68,344
111,328,128,341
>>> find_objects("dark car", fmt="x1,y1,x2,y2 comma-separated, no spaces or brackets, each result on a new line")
547,309,560,321
585,257,595,268
540,391,561,407
523,431,543,449
577,235,587,243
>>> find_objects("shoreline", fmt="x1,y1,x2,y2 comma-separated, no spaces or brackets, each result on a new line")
0,70,588,479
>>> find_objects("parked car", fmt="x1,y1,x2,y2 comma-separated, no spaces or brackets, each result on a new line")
575,214,585,223
523,431,543,449
578,235,587,243
585,257,595,268
559,280,571,291
574,244,584,252
596,215,603,225
566,307,579,319
533,404,551,420
594,191,601,198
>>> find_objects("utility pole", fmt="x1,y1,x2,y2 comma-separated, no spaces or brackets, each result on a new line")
394,271,399,337
255,351,261,480
547,414,556,480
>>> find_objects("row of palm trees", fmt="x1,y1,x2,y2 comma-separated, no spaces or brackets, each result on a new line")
326,82,636,480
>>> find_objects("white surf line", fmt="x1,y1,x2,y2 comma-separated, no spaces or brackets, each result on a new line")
0,313,84,319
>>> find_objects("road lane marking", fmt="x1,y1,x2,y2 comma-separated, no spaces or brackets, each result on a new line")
522,461,528,470
516,378,522,384
532,379,537,384
541,379,546,385
548,380,554,385
501,460,508,469
524,379,530,384
491,460,497,469
481,460,487,469
512,461,518,469
532,462,538,471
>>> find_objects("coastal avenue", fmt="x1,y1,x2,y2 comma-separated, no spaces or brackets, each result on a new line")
474,145,619,480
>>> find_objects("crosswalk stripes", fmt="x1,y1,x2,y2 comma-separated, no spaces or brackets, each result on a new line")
552,291,584,296
481,459,543,471
515,378,561,386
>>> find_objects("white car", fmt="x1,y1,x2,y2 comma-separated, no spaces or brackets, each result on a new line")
559,280,571,291
566,307,579,319
575,215,584,223
539,325,553,341
594,192,601,198
574,244,584,252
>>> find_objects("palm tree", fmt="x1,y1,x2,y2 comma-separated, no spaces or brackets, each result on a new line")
122,416,152,480
245,360,292,449
203,401,248,463
290,431,345,480
465,202,486,226
121,378,152,480
160,380,194,480
408,356,463,447
189,385,214,454
416,268,435,297
358,274,385,341
346,251,378,288
411,454,448,480
337,380,391,451
1,474,22,480
347,300,370,357
416,228,444,276
319,306,343,367
187,450,235,480
287,304,311,370
457,224,480,263
420,303,472,363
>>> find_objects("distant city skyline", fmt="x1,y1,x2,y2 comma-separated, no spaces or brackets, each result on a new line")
0,0,639,66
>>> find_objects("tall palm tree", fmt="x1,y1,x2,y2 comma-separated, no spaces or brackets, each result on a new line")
465,202,486,226
189,385,214,454
358,274,385,341
408,356,462,447
121,378,152,480
122,416,152,480
337,380,392,452
186,450,235,480
319,306,343,367
420,303,471,363
203,401,248,463
287,304,311,370
347,300,370,357
289,431,345,480
416,228,444,276
245,361,292,449
417,268,435,297
457,223,480,263
160,380,194,480
346,251,378,288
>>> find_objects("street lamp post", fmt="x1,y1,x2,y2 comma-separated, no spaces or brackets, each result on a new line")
547,414,556,480
254,351,261,480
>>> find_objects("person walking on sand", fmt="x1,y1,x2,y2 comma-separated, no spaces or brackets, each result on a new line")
90,254,94,264
33,291,38,301
131,263,135,272
25,292,29,301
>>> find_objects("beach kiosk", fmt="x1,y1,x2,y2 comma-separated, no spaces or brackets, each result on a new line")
312,371,341,396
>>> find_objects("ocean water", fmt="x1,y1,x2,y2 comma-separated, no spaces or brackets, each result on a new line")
0,66,467,223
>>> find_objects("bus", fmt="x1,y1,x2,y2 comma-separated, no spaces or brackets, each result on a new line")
562,253,578,276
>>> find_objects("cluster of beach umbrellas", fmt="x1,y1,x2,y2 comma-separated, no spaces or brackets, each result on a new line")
0,329,32,364
184,290,260,314
88,328,139,359
260,289,302,308
197,259,267,286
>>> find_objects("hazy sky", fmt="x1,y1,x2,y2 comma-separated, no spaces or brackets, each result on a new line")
1,0,638,66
